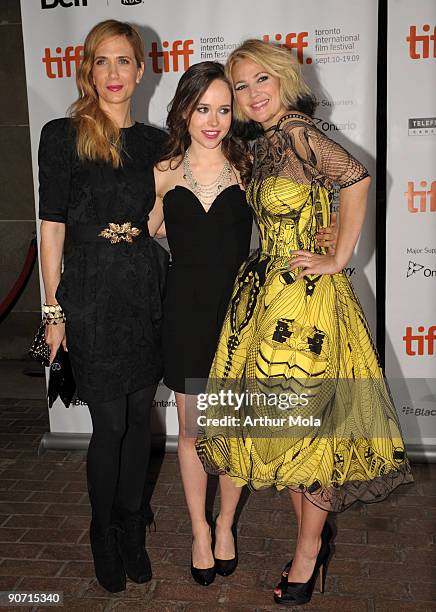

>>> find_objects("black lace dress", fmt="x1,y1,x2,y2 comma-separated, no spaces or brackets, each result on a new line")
38,118,167,403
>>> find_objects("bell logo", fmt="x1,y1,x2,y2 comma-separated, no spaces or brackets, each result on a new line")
42,46,83,78
405,180,436,212
403,325,436,356
147,40,194,73
41,0,87,7
407,25,436,59
263,33,311,64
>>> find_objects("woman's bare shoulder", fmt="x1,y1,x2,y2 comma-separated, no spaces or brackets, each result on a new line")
154,156,183,196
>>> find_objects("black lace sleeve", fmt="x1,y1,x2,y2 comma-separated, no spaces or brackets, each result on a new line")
281,117,370,189
38,118,73,223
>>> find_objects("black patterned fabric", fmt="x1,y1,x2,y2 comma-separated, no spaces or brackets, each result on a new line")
196,113,413,511
38,118,167,402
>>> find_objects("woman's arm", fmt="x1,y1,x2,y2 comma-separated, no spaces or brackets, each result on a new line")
148,166,167,237
281,120,371,277
38,120,73,362
154,220,167,238
40,220,67,361
333,176,370,268
148,194,165,238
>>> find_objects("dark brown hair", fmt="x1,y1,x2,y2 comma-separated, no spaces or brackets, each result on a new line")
158,61,252,186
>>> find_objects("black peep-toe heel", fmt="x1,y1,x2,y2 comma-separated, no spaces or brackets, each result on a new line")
273,538,330,606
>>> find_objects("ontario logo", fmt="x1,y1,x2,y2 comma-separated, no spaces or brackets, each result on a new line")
406,261,436,278
407,261,424,277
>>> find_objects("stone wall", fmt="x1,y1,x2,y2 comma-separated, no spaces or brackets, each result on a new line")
0,0,41,358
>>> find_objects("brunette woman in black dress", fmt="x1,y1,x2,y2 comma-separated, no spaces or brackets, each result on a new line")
148,62,252,586
39,20,166,593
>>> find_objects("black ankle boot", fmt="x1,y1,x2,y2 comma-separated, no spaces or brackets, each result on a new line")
89,522,126,593
118,513,152,583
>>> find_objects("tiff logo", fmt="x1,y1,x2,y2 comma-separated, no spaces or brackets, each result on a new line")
407,24,436,59
43,46,83,78
148,40,194,73
405,180,436,212
41,0,87,7
403,325,436,356
262,32,311,64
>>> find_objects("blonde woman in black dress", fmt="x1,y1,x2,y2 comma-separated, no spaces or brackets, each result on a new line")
39,21,166,593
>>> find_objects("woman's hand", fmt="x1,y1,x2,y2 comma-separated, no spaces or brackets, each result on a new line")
288,251,342,279
45,323,67,364
316,212,338,254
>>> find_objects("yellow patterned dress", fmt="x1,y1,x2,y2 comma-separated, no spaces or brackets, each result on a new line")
195,113,413,512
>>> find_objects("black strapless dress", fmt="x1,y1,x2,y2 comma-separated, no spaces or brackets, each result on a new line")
162,185,252,393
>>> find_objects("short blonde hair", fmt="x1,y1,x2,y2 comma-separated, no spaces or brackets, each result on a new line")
225,39,314,123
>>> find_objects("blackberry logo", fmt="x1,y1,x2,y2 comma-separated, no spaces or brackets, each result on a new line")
402,406,436,416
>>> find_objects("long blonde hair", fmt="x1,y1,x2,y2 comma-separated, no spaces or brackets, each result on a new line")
225,39,316,123
70,20,144,168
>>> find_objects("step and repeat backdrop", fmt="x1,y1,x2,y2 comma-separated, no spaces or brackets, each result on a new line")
21,0,424,450
385,0,436,457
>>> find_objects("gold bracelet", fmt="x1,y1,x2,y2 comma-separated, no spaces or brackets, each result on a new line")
42,303,66,325
42,303,63,315
45,316,66,325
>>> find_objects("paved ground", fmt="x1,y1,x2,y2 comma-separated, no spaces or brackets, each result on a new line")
0,362,435,611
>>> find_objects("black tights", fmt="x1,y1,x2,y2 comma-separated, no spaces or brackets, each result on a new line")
86,384,156,531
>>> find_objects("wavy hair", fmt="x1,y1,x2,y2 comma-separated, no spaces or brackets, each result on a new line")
158,61,252,186
69,20,144,168
226,39,317,124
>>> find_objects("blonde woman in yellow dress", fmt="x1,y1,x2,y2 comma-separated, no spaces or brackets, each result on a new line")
196,39,413,606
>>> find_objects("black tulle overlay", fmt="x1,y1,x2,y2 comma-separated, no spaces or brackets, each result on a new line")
195,113,413,511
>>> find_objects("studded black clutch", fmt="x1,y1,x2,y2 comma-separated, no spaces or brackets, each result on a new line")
28,321,50,367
